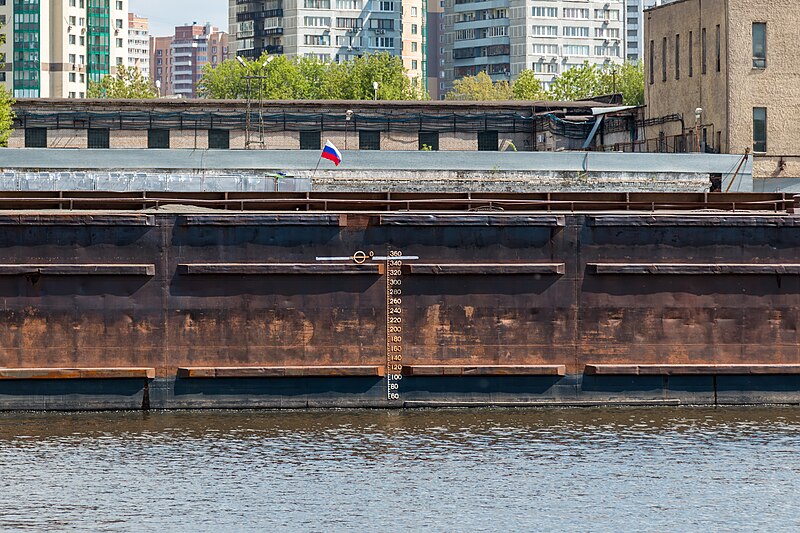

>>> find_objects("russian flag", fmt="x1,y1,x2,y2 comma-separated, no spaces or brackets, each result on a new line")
320,140,342,166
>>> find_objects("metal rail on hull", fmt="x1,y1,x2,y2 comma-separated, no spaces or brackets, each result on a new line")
0,191,791,213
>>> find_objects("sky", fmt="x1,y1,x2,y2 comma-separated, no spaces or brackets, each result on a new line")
130,0,228,37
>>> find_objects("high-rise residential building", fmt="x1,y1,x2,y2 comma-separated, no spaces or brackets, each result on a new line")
442,0,625,93
229,1,427,91
624,0,661,62
427,0,445,99
127,12,149,76
150,35,173,96
0,0,129,98
150,23,229,98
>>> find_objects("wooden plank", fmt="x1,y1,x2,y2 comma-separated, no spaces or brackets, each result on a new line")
0,264,155,275
589,263,800,275
379,215,565,226
177,263,382,275
177,366,386,378
402,365,567,376
585,364,800,375
0,367,155,379
177,214,340,226
0,214,154,226
402,263,565,275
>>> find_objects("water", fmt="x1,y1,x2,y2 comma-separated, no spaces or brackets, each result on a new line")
0,408,798,532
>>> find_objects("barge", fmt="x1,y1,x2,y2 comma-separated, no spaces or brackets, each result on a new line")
0,191,797,410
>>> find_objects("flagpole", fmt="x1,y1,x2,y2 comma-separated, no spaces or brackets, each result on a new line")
311,154,322,180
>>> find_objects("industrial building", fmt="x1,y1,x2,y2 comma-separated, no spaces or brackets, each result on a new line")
643,0,800,190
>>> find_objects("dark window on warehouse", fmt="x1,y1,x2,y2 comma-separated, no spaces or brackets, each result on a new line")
299,131,321,150
688,31,693,77
702,28,707,74
715,24,721,72
753,107,767,153
25,127,47,148
418,131,439,151
675,34,680,80
649,40,654,84
148,129,170,149
661,37,667,82
87,128,110,149
478,131,498,151
359,130,381,150
208,129,230,149
752,22,766,68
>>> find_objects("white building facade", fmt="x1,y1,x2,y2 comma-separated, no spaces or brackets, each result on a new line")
444,0,626,92
127,12,149,77
229,0,426,88
0,0,129,98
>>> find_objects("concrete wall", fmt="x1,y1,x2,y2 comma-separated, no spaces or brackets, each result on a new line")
0,148,753,192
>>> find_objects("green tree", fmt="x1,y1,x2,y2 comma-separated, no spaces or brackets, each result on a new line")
198,52,424,100
511,70,547,100
0,24,14,146
546,61,605,101
600,61,644,106
545,61,644,105
445,72,512,101
87,65,158,98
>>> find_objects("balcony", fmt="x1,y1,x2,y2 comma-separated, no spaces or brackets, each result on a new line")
237,9,284,22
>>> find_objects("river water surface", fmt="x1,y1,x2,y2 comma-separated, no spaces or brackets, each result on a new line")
0,407,798,532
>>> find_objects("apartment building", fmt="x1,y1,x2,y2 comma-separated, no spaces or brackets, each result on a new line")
229,0,427,89
644,0,798,183
127,12,149,77
150,23,229,98
150,35,173,96
441,0,625,93
427,0,444,99
0,0,129,98
624,0,661,62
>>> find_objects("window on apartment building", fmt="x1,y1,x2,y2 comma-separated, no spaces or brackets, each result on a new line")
116,0,123,9
715,24,721,72
69,35,76,45
88,129,110,149
299,131,321,150
701,28,707,74
116,38,122,47
25,128,47,148
418,131,439,151
148,129,170,149
359,131,381,150
752,22,766,68
208,129,230,150
411,24,418,34
675,34,680,80
69,73,76,82
753,108,767,153
661,37,667,82
477,131,499,151
649,40,654,84
411,41,417,52
688,31,693,77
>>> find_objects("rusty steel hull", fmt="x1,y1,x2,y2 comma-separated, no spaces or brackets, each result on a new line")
0,197,800,409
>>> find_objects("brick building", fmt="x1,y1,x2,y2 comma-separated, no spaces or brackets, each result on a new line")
9,97,638,151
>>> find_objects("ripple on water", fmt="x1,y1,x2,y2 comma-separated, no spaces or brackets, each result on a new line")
0,407,798,532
